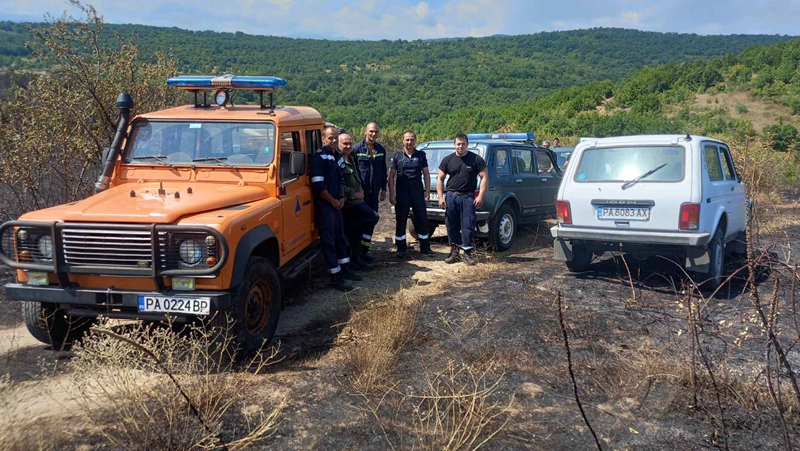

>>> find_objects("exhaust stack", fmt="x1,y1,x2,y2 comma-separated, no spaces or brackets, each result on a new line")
94,93,134,193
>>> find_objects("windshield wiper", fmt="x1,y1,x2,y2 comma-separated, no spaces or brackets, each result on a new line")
621,163,668,190
192,157,238,169
131,155,175,168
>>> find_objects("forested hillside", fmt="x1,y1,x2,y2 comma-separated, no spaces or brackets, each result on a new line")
0,21,793,131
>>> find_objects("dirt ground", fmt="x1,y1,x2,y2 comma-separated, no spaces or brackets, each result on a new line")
1,199,799,450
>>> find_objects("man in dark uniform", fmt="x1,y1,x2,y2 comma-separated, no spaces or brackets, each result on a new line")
310,126,363,292
437,133,489,266
389,131,434,258
353,122,387,262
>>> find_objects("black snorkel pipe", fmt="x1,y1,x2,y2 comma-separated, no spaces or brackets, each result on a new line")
94,93,134,193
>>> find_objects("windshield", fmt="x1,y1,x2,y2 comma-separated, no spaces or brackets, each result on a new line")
124,120,276,166
574,146,684,182
423,146,486,175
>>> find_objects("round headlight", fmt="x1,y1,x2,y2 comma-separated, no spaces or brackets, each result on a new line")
179,239,203,265
38,235,53,259
17,229,29,241
215,89,229,107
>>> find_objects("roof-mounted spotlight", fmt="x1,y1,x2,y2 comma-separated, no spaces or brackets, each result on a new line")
215,89,230,107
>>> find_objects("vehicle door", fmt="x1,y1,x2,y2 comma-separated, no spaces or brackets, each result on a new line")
488,146,513,210
718,144,746,234
279,129,315,256
533,148,560,215
511,148,539,218
702,142,743,239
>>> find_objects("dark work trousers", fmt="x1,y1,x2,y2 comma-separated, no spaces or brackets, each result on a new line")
445,192,477,250
395,180,430,251
343,202,380,257
316,202,350,274
364,191,380,213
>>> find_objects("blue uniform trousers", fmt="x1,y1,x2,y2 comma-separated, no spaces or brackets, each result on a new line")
316,202,350,274
343,202,379,256
364,191,380,213
395,180,429,251
445,192,477,250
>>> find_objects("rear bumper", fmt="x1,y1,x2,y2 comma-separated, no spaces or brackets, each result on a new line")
4,283,230,321
391,206,490,222
550,226,712,246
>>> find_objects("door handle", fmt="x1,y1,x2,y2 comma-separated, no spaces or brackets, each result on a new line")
303,199,312,205
730,186,734,192
515,179,522,184
542,178,548,183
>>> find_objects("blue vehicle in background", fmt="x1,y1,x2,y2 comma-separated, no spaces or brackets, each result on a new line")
403,133,562,251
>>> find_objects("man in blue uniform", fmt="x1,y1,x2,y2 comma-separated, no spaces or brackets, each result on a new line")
437,133,489,266
310,126,363,292
353,122,387,262
388,131,434,258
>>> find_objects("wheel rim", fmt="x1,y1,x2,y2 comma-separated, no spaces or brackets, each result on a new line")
245,280,273,337
499,213,514,244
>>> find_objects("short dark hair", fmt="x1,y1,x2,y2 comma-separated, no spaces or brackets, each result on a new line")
403,130,416,138
323,126,339,136
454,133,468,144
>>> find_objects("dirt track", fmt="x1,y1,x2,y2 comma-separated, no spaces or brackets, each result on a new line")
1,200,799,449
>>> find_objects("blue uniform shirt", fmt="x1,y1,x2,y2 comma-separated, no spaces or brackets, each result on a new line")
354,139,388,194
390,150,428,182
310,145,345,199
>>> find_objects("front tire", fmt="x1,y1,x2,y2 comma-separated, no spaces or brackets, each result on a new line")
227,257,282,357
566,243,592,272
489,204,517,252
24,302,95,349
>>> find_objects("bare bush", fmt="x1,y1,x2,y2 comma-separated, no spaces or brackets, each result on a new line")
0,1,182,220
410,360,512,451
68,318,285,451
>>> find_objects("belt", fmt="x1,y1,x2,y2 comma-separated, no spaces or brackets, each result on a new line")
448,191,473,196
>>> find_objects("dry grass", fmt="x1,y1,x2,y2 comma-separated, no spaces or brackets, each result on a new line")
67,318,286,450
345,287,421,393
410,360,513,451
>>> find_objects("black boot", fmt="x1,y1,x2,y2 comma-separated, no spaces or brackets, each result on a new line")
351,253,374,271
396,240,407,258
341,265,363,281
332,274,354,292
463,248,477,266
419,239,434,256
360,245,374,264
444,245,460,264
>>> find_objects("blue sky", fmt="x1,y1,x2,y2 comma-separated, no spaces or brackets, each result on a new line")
1,0,798,39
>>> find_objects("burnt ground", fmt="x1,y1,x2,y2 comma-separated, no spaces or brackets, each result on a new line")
1,200,800,450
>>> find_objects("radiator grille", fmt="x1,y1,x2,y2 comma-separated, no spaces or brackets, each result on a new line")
62,228,153,268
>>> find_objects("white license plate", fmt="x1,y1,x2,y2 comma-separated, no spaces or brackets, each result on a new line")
597,206,650,221
429,192,438,201
138,295,211,316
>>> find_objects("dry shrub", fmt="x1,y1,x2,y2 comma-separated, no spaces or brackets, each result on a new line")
410,360,512,451
346,290,420,393
68,318,285,451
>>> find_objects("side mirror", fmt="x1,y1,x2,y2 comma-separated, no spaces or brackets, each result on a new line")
735,172,742,183
290,151,305,175
101,147,112,164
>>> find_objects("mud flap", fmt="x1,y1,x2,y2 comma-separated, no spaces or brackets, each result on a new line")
554,238,573,262
685,245,710,273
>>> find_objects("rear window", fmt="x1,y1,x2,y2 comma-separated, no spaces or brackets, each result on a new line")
574,146,684,182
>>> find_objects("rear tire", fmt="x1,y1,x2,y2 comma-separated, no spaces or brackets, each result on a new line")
703,227,726,292
24,302,95,349
489,204,517,252
566,244,592,272
226,257,282,358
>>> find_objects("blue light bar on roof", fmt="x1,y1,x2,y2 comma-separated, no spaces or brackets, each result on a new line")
166,74,287,91
467,132,536,142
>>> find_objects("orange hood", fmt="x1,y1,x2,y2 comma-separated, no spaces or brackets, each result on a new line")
60,182,268,224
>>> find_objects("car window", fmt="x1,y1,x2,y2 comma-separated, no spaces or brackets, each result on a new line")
280,132,301,185
513,149,534,174
719,146,735,181
704,144,724,182
124,120,276,166
535,149,556,176
574,146,684,182
494,149,511,175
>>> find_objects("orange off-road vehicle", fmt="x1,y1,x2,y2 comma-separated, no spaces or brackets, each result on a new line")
0,75,324,353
